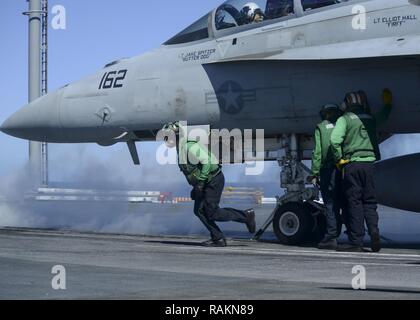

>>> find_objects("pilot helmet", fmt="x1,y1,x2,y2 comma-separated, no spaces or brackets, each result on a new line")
241,2,261,22
162,122,180,149
320,104,341,121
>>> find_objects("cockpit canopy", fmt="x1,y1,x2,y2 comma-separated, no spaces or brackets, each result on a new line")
215,0,294,30
164,0,352,45
165,13,211,45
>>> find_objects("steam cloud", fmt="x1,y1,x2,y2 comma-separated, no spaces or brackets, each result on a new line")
0,143,206,236
0,135,420,241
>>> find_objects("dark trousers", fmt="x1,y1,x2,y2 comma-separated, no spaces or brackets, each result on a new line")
320,167,342,241
193,172,248,241
343,162,379,247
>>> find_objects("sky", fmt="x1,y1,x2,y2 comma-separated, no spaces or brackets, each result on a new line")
0,0,420,189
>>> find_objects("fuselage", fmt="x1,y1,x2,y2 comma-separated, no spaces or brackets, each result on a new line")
2,0,420,145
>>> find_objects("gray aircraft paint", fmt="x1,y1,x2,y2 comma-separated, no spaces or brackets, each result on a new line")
375,153,420,213
2,0,420,144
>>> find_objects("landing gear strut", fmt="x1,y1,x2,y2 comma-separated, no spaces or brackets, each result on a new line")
253,134,326,245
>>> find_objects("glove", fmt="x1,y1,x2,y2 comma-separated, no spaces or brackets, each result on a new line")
307,176,319,185
193,183,205,200
337,159,350,170
383,88,393,106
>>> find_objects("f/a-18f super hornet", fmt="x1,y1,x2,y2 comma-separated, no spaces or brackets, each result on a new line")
2,0,420,244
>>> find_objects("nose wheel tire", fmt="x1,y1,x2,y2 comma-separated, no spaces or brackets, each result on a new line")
273,202,312,245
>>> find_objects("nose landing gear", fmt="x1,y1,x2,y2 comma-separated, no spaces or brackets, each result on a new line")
253,134,326,245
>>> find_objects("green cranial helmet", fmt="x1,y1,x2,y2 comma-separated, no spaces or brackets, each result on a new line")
343,91,366,112
357,90,371,113
319,104,341,121
162,122,180,148
162,122,180,135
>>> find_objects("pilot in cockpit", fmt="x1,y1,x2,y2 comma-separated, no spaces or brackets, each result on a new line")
240,2,265,24
265,0,294,20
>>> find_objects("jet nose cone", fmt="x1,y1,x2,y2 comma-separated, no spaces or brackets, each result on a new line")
1,106,37,139
1,113,22,136
0,91,61,141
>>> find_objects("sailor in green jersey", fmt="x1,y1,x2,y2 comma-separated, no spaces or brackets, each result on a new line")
309,104,343,250
331,89,393,253
162,122,257,247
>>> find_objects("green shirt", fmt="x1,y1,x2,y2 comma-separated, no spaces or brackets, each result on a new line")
311,120,336,177
178,140,221,186
331,104,392,163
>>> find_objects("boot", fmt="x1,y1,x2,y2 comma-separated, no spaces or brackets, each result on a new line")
371,233,381,253
244,209,256,234
202,239,227,247
317,238,338,250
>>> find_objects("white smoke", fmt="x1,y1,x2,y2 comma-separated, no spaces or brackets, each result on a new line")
0,143,207,236
1,134,420,240
0,204,29,227
0,165,47,228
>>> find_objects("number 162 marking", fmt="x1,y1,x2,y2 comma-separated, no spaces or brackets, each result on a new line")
99,70,128,90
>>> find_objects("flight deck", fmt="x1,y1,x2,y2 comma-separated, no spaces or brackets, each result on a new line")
1,227,420,300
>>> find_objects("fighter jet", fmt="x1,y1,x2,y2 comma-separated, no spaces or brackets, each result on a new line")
2,0,420,244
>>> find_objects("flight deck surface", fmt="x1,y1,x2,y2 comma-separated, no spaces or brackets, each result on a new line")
1,228,420,300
